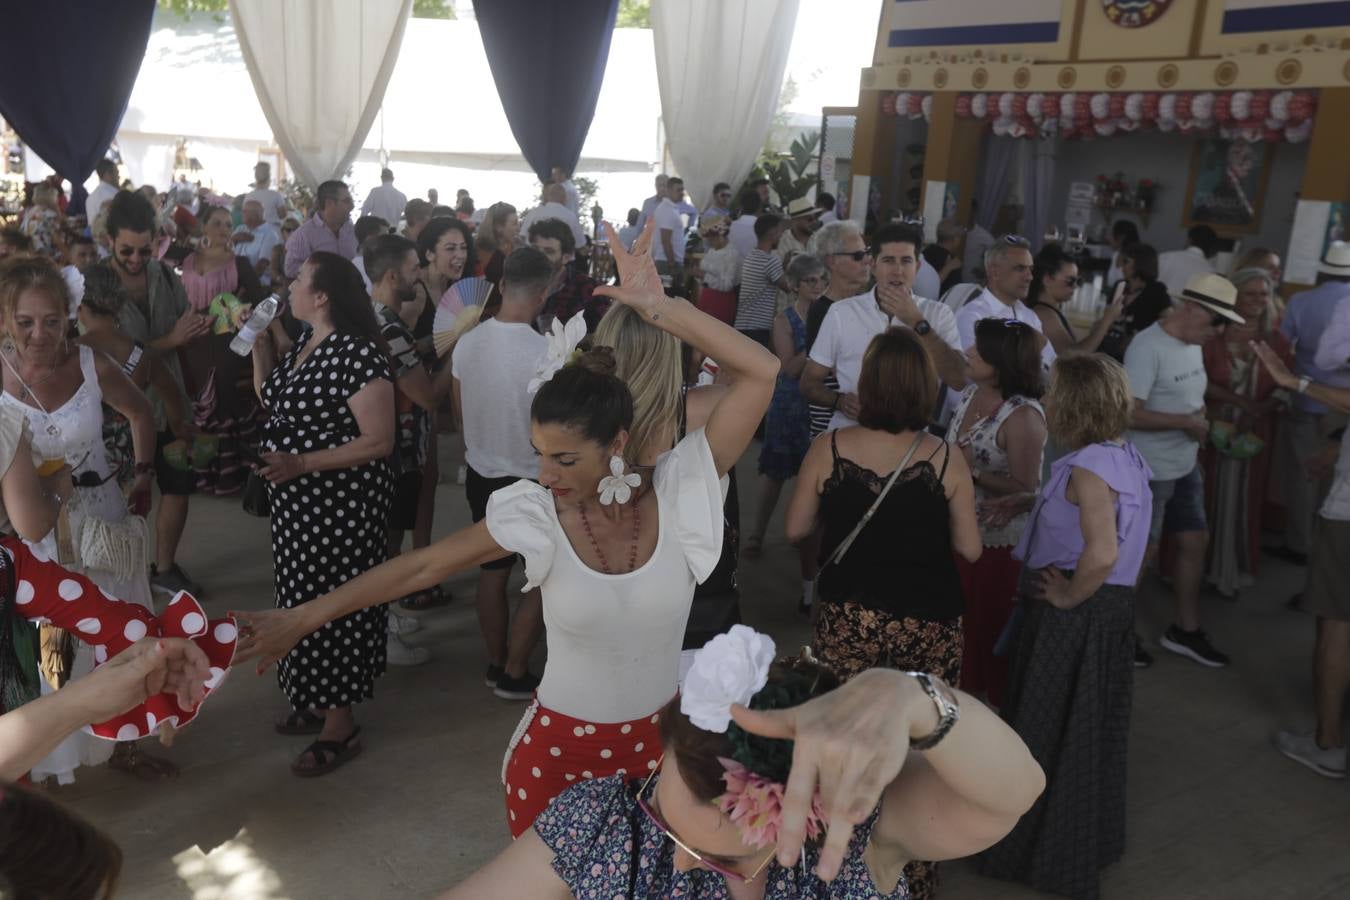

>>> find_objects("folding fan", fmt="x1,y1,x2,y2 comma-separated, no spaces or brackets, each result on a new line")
432,277,493,355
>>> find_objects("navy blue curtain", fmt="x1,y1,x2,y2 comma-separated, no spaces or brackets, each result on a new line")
473,0,618,182
0,1,156,214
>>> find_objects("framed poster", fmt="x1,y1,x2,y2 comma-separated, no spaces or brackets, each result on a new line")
1182,138,1274,234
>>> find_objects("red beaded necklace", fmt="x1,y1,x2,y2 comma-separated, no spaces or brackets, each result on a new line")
577,496,642,574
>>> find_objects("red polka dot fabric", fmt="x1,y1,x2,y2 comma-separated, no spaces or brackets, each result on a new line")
503,700,664,838
4,536,236,741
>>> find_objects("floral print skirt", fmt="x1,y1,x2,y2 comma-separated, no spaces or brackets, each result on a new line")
814,600,963,900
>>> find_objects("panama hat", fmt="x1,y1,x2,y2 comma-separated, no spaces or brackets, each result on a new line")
1318,240,1350,276
1172,272,1245,324
785,196,823,219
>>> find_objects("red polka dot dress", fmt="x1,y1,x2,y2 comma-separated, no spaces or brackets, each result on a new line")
486,429,725,836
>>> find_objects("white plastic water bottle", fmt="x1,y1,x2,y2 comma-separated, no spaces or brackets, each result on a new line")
229,295,279,355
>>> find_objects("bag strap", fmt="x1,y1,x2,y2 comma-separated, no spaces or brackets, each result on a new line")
822,433,925,570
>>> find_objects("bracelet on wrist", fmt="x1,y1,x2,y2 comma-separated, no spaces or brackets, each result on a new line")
133,461,155,476
905,671,960,751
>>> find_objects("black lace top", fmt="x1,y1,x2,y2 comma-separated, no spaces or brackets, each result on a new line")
817,431,964,622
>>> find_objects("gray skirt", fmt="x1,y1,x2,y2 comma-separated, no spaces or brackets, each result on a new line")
977,580,1136,900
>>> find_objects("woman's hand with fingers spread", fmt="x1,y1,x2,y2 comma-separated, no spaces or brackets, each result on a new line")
595,220,666,316
229,607,313,674
1250,340,1296,390
729,668,919,881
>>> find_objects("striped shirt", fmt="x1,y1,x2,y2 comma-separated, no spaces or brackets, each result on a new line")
733,249,783,332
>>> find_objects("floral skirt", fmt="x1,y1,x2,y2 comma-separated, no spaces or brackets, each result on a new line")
502,700,665,838
814,600,963,900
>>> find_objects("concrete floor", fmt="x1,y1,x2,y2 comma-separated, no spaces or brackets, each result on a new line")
47,441,1350,900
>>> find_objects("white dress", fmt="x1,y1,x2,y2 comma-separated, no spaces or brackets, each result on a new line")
485,428,725,724
2,345,153,782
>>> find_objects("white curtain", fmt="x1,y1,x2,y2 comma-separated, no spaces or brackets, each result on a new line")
651,0,799,209
1021,135,1057,251
228,0,411,188
114,135,177,193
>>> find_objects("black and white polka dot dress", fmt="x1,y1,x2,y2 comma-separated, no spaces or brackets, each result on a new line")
261,331,394,710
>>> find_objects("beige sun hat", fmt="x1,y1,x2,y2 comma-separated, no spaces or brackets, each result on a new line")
1172,272,1245,324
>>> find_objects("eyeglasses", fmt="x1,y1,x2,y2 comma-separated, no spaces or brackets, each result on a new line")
117,246,153,258
1210,313,1229,327
635,756,778,884
829,250,869,262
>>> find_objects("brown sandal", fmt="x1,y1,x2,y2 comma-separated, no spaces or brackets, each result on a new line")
291,728,362,778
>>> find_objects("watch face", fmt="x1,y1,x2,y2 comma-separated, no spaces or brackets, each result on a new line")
914,320,931,336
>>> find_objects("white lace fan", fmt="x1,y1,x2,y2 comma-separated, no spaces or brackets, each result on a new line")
432,277,492,356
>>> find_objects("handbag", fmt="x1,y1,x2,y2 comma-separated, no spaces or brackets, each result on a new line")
820,434,924,570
241,469,270,517
77,513,151,586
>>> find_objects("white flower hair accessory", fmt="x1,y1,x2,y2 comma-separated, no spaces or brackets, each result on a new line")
60,265,85,319
597,454,641,505
681,625,777,733
527,314,587,394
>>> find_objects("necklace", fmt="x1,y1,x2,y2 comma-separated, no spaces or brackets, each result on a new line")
577,498,642,574
15,364,60,400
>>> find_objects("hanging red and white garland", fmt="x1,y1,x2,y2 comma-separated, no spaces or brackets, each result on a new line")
881,89,1317,143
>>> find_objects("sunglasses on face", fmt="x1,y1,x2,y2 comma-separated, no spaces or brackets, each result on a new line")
830,250,869,262
117,246,153,258
635,758,778,884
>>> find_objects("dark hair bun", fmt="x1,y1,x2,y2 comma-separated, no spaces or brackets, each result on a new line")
726,652,840,783
575,346,617,377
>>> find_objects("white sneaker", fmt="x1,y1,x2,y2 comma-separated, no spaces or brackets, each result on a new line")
388,611,421,636
1274,730,1347,779
386,633,431,666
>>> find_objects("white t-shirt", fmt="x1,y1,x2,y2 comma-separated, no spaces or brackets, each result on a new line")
1157,246,1214,296
808,288,961,431
1124,322,1207,481
1314,294,1350,373
361,183,407,227
485,428,725,722
728,215,758,258
245,186,287,225
520,201,586,248
451,318,547,479
651,198,686,264
956,288,1057,369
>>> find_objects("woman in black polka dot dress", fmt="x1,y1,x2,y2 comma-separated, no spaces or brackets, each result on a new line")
252,251,396,777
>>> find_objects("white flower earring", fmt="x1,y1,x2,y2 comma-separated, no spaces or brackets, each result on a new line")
597,455,641,505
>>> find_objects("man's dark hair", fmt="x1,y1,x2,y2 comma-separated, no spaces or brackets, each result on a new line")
713,182,730,195
105,190,156,239
95,159,118,180
751,177,769,188
870,222,924,258
1121,242,1159,282
1187,224,1219,257
754,213,784,240
626,207,640,225
71,234,95,249
817,192,836,211
502,246,556,298
355,215,389,244
363,233,416,286
1111,219,1139,245
667,177,684,190
403,198,432,226
430,205,456,219
528,217,576,256
315,180,347,211
380,168,394,182
739,191,763,216
455,196,475,215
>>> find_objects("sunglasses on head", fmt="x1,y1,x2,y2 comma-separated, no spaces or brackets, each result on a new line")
1001,234,1030,247
117,246,153,258
635,756,779,884
830,250,869,262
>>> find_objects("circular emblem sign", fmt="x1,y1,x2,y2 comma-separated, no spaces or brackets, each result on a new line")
1102,0,1174,28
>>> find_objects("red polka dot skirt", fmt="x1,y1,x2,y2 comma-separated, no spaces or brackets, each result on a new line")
502,700,665,838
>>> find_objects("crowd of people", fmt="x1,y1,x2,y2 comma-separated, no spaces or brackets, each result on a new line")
0,157,1347,900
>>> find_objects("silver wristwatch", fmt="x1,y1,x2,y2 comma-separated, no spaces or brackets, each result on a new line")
1297,376,1311,395
905,671,960,750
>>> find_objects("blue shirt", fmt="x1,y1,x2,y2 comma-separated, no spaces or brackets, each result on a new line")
1280,280,1350,414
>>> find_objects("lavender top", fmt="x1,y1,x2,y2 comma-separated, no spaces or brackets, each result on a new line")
1014,441,1154,586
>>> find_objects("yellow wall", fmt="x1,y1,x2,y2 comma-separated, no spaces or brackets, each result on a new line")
1075,0,1202,60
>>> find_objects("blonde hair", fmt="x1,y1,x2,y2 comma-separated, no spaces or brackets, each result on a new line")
476,201,517,256
1045,354,1133,449
0,255,70,334
32,183,58,209
595,303,683,463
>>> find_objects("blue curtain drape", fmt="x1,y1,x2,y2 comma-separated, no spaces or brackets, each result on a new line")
0,1,156,215
973,134,1019,232
473,0,618,182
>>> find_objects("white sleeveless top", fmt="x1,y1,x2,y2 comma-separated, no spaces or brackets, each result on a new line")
949,385,1045,548
486,428,725,723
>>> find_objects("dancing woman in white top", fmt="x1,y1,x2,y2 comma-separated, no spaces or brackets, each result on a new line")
233,220,780,834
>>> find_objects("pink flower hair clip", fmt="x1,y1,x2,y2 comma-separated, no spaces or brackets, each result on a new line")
716,757,826,850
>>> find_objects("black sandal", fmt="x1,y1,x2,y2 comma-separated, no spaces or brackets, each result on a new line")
291,727,362,778
274,709,325,736
398,585,452,611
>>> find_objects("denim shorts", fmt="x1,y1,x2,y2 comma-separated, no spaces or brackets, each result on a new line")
1148,464,1207,542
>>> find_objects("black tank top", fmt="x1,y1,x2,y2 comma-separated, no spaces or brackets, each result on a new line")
817,432,964,621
